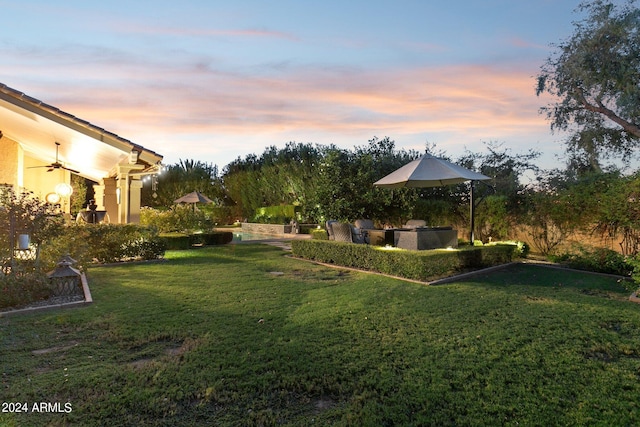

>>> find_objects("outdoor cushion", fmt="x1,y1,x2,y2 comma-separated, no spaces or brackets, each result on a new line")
354,219,375,230
404,219,427,229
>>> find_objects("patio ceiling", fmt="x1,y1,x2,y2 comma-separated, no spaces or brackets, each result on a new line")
0,83,162,182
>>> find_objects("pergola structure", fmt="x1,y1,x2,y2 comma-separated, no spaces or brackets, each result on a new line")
0,83,163,223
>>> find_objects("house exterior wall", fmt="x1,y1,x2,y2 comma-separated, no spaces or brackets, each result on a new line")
0,138,72,213
22,153,69,203
0,137,21,188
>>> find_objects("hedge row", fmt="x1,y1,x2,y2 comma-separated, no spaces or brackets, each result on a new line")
291,240,516,282
160,232,233,250
41,223,167,266
253,205,298,224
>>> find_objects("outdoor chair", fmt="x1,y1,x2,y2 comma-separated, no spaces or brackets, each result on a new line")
331,222,358,243
326,220,338,240
353,219,376,244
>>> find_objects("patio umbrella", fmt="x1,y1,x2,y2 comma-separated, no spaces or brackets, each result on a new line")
373,155,491,242
173,191,214,211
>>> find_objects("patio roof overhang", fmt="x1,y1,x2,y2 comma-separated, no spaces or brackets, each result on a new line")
0,83,162,182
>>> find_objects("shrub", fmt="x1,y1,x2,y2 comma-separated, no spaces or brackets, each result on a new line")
0,272,51,310
159,232,233,250
291,240,516,282
551,246,632,276
311,229,329,240
253,205,298,224
140,206,213,233
625,256,640,290
486,240,529,258
0,188,65,266
160,233,192,250
189,232,233,246
42,224,166,266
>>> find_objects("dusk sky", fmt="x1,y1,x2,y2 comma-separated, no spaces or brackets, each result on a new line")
1,1,593,172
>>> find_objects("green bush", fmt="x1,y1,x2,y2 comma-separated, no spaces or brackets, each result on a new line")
160,233,192,250
0,272,51,310
291,240,516,282
140,206,213,233
310,229,329,240
190,232,233,246
42,224,166,266
253,205,298,224
551,246,632,276
625,256,640,289
486,240,530,258
0,188,65,265
299,224,320,234
160,232,233,250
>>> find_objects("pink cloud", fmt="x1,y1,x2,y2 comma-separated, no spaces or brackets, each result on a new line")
1,53,557,166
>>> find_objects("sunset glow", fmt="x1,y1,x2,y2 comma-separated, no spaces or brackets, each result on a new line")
0,1,584,169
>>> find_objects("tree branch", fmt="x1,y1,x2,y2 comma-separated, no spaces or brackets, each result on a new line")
575,88,640,138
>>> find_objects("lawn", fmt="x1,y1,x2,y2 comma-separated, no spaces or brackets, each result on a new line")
1,244,640,426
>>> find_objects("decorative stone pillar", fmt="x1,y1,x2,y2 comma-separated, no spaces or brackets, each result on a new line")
128,179,143,223
114,164,145,224
93,182,106,210
101,178,118,223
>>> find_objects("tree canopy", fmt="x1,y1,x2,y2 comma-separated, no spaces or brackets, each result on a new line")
537,0,640,169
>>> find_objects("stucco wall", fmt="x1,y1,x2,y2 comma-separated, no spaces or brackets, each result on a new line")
0,137,20,187
22,154,68,200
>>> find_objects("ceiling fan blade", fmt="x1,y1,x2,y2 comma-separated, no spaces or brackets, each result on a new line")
27,142,79,174
62,166,80,174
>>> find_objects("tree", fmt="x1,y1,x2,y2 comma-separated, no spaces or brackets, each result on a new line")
456,142,540,241
222,142,323,221
141,159,225,208
537,0,640,167
311,137,423,225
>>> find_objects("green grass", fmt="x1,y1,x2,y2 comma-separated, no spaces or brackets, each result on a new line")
1,245,640,426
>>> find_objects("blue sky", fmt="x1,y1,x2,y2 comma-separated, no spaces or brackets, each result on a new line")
0,1,590,172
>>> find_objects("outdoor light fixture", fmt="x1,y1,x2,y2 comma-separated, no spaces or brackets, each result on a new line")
54,183,73,198
47,256,82,297
129,149,140,164
45,192,61,204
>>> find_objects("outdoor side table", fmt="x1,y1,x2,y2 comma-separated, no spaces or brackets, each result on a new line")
368,229,396,246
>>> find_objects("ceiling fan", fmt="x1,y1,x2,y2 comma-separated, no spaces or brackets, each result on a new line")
28,142,80,174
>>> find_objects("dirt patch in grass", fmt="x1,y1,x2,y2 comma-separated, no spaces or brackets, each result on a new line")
31,340,80,355
287,269,353,282
128,338,199,369
311,396,337,414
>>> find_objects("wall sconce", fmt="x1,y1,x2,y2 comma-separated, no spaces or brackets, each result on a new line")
45,192,61,204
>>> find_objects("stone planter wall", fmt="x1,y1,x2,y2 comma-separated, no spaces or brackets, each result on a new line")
241,223,292,235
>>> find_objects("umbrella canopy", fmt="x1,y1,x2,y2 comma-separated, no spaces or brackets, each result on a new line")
373,155,490,188
374,155,491,242
173,191,214,204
